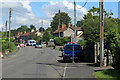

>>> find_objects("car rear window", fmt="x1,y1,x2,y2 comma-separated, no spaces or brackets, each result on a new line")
30,41,35,43
64,45,82,50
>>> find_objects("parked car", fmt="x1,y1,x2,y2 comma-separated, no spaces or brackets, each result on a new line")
28,40,36,46
62,44,84,61
35,43,42,48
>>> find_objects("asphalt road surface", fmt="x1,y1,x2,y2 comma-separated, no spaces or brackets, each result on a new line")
2,46,94,79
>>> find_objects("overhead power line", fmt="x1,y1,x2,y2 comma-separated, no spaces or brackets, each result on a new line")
77,0,88,9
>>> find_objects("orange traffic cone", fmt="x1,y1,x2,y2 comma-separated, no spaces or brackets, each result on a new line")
0,52,4,58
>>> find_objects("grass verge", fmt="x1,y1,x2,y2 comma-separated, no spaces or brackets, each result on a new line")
94,69,120,80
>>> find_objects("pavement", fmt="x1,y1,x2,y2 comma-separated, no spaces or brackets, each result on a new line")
2,46,97,79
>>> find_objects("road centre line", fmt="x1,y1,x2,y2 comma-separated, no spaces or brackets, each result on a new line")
63,63,67,79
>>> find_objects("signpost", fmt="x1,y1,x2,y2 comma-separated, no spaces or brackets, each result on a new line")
71,33,75,63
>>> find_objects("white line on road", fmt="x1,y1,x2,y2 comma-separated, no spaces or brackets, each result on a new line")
62,63,67,80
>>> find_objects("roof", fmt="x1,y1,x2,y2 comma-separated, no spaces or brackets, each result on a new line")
53,26,82,34
53,27,67,33
70,27,82,31
20,32,35,36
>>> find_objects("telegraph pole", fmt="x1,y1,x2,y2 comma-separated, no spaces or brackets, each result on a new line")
41,19,43,43
100,0,104,67
9,8,11,43
74,0,77,43
5,20,7,38
58,9,60,37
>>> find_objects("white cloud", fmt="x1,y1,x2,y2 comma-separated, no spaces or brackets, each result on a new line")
0,23,3,29
42,0,88,24
20,1,32,11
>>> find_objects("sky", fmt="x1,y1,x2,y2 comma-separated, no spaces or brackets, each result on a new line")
0,0,120,31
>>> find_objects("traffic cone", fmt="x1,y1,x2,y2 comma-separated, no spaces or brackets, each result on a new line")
0,52,4,58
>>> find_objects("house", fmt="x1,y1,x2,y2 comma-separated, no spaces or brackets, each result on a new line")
53,23,83,38
15,31,35,42
35,30,43,37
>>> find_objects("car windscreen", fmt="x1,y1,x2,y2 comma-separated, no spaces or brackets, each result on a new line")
30,41,35,43
36,43,41,45
64,45,82,50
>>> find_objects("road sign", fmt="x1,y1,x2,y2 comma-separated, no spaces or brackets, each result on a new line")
71,33,75,38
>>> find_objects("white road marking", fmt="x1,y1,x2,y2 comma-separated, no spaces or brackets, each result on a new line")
63,63,67,79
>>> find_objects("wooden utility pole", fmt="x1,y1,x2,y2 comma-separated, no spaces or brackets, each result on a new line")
74,0,77,43
41,19,43,43
58,10,60,37
100,0,104,67
5,20,7,38
9,8,11,43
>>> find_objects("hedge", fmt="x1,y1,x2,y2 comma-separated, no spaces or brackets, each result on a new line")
54,37,71,46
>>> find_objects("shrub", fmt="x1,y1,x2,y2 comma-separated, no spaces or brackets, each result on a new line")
54,37,71,46
2,41,15,54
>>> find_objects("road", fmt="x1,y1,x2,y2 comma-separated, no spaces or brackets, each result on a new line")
2,46,94,79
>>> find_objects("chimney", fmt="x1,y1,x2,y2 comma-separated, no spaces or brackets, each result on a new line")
20,32,22,35
18,32,20,35
58,25,59,30
62,24,66,28
24,31,26,34
68,23,71,27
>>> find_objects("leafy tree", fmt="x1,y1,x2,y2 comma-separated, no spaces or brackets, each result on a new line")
17,25,30,33
31,34,41,42
42,30,52,42
46,27,52,31
39,27,45,32
50,12,71,31
76,20,84,27
30,24,36,32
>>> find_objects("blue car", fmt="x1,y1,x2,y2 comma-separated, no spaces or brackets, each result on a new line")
63,44,84,61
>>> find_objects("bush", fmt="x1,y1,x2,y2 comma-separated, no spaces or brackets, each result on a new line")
2,41,15,54
54,37,71,46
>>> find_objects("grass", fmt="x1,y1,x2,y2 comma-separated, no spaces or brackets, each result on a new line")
94,69,120,80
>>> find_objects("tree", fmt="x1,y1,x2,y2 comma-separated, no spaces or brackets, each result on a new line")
46,27,52,31
39,27,45,32
76,20,84,27
31,34,41,42
42,30,52,42
50,12,71,31
30,24,36,32
17,25,30,33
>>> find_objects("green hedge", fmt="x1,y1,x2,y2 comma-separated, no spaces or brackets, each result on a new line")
54,37,71,46
2,41,15,54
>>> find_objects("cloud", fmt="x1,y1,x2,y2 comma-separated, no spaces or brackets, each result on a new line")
0,23,3,29
42,0,88,24
1,0,88,30
20,1,32,11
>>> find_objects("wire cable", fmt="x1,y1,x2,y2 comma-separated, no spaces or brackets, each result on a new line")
77,0,88,9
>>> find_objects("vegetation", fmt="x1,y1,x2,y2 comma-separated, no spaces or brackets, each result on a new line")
50,12,71,31
54,37,71,46
94,69,120,79
77,6,119,64
31,34,41,42
30,24,36,32
39,27,45,32
2,38,15,54
42,30,53,42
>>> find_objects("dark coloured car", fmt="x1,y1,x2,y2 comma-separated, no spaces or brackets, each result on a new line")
63,44,84,61
35,43,42,48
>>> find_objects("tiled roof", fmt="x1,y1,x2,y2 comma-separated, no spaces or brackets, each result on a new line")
21,32,35,36
53,27,67,33
16,32,36,37
53,26,82,34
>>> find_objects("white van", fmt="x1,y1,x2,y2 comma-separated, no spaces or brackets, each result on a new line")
28,40,36,46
